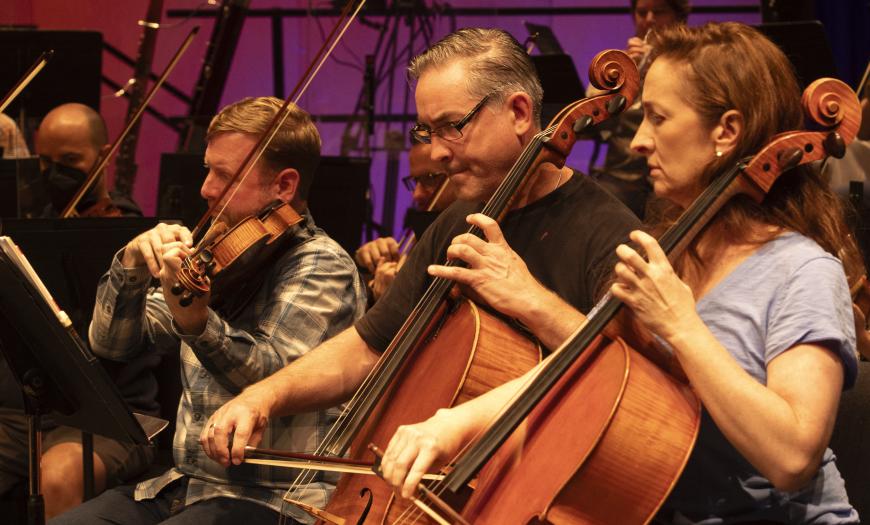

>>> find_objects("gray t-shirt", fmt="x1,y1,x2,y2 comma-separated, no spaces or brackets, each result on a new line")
656,232,859,524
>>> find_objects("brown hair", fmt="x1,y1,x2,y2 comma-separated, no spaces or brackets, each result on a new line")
207,97,321,200
648,22,863,282
408,28,544,128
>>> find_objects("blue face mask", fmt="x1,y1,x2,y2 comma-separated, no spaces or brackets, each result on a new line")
41,161,90,213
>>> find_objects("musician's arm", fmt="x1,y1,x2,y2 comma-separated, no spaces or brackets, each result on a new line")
202,326,381,466
170,241,366,394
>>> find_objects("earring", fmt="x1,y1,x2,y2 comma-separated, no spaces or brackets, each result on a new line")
715,149,723,158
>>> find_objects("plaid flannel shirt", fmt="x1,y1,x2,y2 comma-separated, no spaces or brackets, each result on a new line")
89,213,366,523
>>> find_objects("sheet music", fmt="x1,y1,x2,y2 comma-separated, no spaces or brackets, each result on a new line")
0,236,72,327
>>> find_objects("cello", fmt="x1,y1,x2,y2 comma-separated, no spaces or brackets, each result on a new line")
380,76,862,524
258,49,641,524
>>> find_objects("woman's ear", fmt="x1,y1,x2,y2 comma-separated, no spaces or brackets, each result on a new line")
711,109,743,156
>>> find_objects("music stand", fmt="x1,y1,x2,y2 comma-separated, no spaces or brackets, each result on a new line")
0,158,45,219
0,238,165,525
756,21,837,90
524,23,585,125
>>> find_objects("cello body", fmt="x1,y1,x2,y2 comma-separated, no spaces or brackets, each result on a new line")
460,335,699,524
322,298,541,523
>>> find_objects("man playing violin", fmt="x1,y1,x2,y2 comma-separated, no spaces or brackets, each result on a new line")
354,140,459,302
35,103,141,217
50,97,366,525
201,27,639,489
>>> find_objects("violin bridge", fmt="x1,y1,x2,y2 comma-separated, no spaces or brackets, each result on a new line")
283,498,347,525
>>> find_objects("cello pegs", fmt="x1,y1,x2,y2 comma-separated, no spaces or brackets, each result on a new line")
170,282,185,296
823,131,846,159
776,147,804,171
606,94,627,115
572,115,593,134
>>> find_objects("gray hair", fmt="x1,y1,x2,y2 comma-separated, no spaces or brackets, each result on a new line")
408,28,544,127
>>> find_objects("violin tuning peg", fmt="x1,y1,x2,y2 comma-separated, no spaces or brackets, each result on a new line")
170,282,184,296
179,293,193,307
572,115,593,135
823,131,846,159
776,148,804,171
605,94,627,115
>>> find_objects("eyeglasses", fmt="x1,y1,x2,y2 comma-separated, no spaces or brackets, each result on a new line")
402,171,447,192
410,94,491,144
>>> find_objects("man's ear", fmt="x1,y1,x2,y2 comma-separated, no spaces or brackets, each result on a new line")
273,167,301,204
505,91,534,137
711,109,743,156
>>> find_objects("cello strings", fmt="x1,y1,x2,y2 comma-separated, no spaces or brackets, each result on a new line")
314,126,552,450
280,127,554,512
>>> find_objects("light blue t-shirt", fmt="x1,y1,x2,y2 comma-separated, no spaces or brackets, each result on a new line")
656,232,859,524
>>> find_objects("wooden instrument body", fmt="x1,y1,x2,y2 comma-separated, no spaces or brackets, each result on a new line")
322,298,541,523
462,335,699,524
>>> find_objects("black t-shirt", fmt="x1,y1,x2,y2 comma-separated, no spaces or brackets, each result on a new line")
355,171,641,353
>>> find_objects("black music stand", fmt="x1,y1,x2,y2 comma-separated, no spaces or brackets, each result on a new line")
756,21,837,90
0,238,165,525
524,23,584,125
0,158,45,219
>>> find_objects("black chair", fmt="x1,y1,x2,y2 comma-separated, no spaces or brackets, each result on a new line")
830,359,870,518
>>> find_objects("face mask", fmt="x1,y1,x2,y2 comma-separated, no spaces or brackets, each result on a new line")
42,162,89,213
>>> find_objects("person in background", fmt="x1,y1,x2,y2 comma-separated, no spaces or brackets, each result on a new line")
35,103,140,217
588,0,690,219
355,140,458,302
0,112,30,158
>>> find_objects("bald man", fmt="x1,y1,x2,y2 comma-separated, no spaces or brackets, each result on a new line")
354,141,458,301
0,104,155,519
35,103,140,217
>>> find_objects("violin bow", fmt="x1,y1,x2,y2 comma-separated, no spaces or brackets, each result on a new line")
0,50,54,115
189,0,367,242
60,26,200,218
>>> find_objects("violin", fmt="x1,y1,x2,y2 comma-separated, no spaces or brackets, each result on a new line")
170,0,366,307
392,77,862,525
264,49,641,524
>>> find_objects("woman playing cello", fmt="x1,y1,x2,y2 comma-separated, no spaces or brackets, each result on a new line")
379,22,863,523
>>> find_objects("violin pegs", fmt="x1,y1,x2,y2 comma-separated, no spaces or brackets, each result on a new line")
170,282,184,296
606,94,627,115
179,292,193,307
823,131,846,159
572,115,593,135
776,148,803,171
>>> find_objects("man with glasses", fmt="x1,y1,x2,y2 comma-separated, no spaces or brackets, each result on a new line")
354,140,458,302
201,28,640,477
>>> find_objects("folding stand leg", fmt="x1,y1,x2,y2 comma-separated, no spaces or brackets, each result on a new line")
26,413,44,525
82,432,94,501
